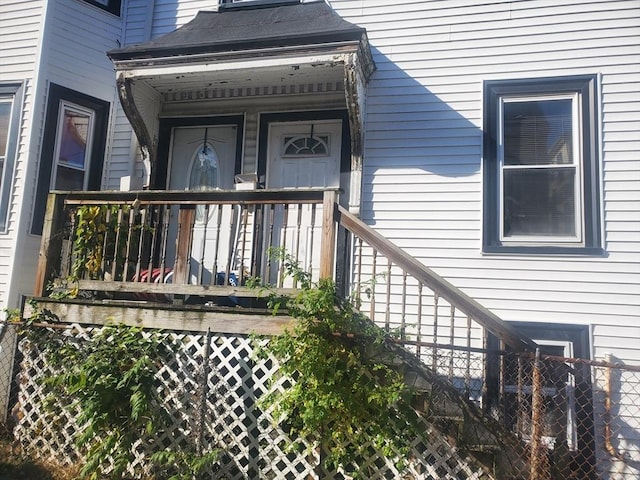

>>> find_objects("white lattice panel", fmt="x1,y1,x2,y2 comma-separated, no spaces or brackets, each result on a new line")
10,324,490,479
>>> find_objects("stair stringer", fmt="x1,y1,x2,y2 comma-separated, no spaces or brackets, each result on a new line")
382,338,532,479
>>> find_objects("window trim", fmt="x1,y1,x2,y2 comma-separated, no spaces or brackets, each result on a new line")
79,0,122,16
0,83,24,234
51,101,96,191
32,84,109,235
219,0,300,10
483,75,602,255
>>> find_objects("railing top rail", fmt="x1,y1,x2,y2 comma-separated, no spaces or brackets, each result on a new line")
54,188,338,206
336,205,538,353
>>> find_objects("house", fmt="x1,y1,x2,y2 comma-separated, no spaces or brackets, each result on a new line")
0,0,638,478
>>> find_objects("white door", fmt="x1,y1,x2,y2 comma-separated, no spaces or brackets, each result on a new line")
167,125,239,284
265,120,342,284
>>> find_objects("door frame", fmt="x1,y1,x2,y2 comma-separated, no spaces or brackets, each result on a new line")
256,110,350,189
155,115,244,189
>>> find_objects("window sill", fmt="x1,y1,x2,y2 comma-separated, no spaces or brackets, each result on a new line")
482,245,606,256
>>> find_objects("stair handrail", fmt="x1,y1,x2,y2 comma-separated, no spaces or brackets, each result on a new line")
335,204,537,353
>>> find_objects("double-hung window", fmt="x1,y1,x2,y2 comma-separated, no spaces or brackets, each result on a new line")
0,83,23,233
32,84,109,235
483,76,601,254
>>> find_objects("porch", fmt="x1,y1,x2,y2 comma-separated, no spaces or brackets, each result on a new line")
12,187,639,478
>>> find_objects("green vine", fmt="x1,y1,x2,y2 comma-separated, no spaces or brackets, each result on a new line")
254,250,419,476
21,311,221,479
71,205,117,280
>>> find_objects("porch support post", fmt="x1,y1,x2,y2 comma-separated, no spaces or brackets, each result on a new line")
343,39,375,217
34,193,66,297
319,190,338,280
115,74,161,187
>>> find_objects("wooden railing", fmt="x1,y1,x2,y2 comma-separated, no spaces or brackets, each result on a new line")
35,189,535,359
35,189,338,301
333,205,537,401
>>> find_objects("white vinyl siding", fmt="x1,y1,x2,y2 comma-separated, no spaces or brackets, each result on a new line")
329,0,640,363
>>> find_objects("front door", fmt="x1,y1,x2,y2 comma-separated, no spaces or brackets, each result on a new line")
167,124,239,284
265,120,342,284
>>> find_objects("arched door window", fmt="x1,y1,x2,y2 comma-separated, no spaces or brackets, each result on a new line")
188,143,219,221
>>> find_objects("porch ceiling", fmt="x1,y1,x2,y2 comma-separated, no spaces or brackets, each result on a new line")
125,56,347,98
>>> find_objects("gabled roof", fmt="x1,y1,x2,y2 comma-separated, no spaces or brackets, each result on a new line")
108,1,366,62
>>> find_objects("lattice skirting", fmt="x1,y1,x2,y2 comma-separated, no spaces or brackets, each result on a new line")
10,323,491,480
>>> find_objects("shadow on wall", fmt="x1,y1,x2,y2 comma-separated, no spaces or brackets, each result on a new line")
360,48,484,224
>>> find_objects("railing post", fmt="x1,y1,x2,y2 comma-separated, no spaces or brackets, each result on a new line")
319,190,337,280
174,205,195,285
34,193,66,296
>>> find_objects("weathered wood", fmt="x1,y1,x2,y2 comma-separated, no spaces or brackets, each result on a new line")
24,298,294,336
336,205,537,352
63,279,298,298
34,193,67,296
319,190,337,279
174,206,195,284
59,188,331,205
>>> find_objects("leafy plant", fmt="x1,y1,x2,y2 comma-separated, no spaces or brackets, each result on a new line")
70,204,152,282
254,250,418,476
150,449,221,480
70,205,114,280
40,324,167,480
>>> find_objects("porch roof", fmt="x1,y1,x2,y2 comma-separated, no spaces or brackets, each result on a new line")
108,1,368,65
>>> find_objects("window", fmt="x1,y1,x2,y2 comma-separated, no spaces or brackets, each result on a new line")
483,76,601,254
52,102,95,191
32,84,109,235
0,83,23,233
80,0,121,16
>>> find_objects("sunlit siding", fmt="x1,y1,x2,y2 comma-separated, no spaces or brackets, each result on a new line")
45,0,122,101
0,0,45,312
331,0,640,363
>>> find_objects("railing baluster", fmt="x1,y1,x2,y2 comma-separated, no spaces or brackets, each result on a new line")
211,204,223,281
355,237,363,301
145,206,160,281
278,204,290,288
265,204,276,283
416,282,423,357
134,204,147,282
100,207,111,277
293,203,303,288
111,207,125,280
400,270,407,341
224,203,235,283
123,206,137,280
63,206,77,278
307,204,316,279
369,249,377,322
465,315,472,397
384,259,392,332
238,204,250,286
197,205,210,285
159,207,170,278
251,204,262,278
449,305,455,382
432,293,439,371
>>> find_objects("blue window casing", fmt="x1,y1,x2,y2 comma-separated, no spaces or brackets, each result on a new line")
80,0,121,16
32,84,110,235
483,75,602,255
0,83,24,233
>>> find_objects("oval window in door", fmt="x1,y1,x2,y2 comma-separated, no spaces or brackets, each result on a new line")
188,143,219,222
